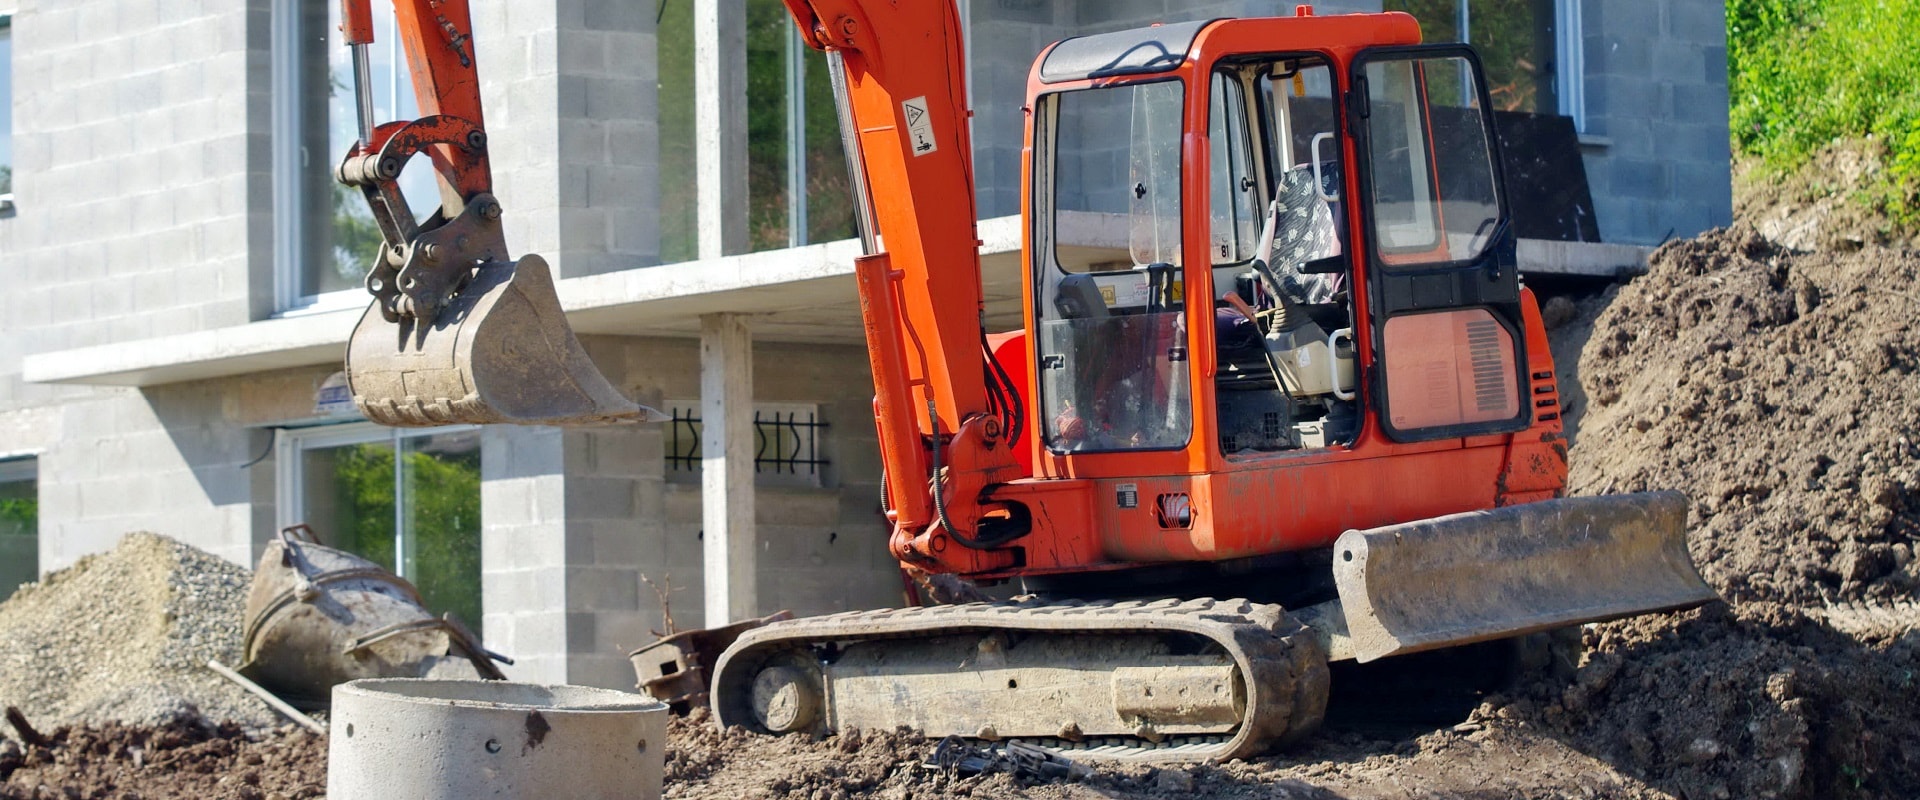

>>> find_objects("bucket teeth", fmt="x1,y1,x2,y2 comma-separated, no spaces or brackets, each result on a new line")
346,254,667,427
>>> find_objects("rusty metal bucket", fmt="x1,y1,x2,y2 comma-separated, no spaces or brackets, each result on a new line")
1332,491,1717,663
346,254,668,427
238,526,511,709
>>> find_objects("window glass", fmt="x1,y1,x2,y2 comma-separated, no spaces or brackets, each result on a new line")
293,3,440,302
745,0,855,252
1,18,12,196
1034,82,1192,454
657,2,699,262
1050,81,1184,273
0,459,36,600
1363,56,1501,266
1382,0,1558,113
294,429,482,633
1208,72,1259,266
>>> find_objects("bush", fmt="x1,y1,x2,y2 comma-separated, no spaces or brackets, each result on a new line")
1729,0,1920,226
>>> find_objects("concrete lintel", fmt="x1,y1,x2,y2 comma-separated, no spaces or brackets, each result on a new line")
695,0,748,259
1516,238,1653,276
700,312,755,624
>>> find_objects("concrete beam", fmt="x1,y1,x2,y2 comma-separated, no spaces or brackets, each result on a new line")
695,0,748,259
700,312,755,623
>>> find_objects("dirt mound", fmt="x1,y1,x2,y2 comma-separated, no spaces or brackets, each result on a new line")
0,533,277,729
1524,222,1920,799
0,717,324,799
1571,225,1920,606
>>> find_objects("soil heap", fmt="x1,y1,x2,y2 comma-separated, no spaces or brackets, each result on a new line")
0,533,277,729
1490,225,1920,800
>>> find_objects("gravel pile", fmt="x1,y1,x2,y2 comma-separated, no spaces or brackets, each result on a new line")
0,533,277,729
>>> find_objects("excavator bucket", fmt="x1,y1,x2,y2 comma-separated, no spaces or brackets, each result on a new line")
1332,491,1716,663
346,254,667,427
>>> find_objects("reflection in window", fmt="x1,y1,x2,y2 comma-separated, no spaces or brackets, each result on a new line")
288,2,440,305
0,459,36,600
288,427,482,634
655,1,856,260
1363,57,1501,266
1,16,12,197
1383,0,1559,114
1050,81,1185,272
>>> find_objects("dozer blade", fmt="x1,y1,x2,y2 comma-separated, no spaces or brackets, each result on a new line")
346,254,667,427
1332,491,1716,663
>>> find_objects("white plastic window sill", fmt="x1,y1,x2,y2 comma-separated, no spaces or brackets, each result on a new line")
0,194,15,215
274,288,370,319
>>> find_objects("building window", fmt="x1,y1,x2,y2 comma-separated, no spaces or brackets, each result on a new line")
0,458,36,599
655,1,857,260
1,13,13,204
271,1,438,313
277,424,483,632
1384,0,1585,128
665,403,828,486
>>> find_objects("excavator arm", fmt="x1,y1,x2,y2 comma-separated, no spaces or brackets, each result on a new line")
335,0,665,427
782,1,1029,564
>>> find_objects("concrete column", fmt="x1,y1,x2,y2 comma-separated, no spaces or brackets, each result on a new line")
695,0,748,258
700,313,755,623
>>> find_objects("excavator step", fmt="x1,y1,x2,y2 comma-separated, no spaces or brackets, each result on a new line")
710,597,1328,762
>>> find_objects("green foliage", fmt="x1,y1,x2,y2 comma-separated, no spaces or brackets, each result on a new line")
1384,0,1558,112
331,182,384,285
332,442,483,634
0,497,34,532
1729,0,1920,226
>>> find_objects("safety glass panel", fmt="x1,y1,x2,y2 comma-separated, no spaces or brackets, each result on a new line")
1208,72,1259,266
1050,81,1184,273
1039,312,1192,452
1381,309,1518,430
1362,56,1502,267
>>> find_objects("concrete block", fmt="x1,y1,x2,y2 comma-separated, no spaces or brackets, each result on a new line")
570,565,642,611
1650,42,1703,83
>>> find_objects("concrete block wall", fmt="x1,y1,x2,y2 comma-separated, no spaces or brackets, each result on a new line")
0,0,272,414
475,335,896,691
1581,0,1733,244
471,0,662,278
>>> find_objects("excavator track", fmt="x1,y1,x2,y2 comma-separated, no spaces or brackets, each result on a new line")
709,597,1329,762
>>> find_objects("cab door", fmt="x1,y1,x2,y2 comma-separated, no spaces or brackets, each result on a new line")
1348,46,1529,443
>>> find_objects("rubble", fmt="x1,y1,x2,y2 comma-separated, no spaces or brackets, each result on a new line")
0,533,278,730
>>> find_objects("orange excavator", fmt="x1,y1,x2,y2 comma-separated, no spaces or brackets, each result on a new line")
336,0,1715,760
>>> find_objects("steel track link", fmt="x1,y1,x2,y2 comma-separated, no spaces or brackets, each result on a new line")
710,597,1329,762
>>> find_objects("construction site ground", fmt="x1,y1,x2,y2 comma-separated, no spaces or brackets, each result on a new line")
3,184,1918,798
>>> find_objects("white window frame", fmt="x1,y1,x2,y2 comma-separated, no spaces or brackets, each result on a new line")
274,421,481,577
0,12,15,214
269,0,415,316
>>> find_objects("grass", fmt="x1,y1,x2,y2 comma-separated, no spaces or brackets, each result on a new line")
1728,0,1920,229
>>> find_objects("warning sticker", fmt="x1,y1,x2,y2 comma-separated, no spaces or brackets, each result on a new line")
902,96,937,156
1116,483,1138,509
